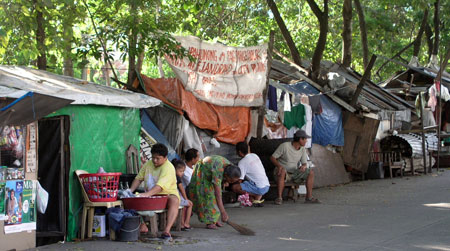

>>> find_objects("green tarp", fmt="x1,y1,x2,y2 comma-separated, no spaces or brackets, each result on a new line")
48,105,140,241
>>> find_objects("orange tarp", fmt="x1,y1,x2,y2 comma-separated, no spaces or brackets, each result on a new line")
135,76,251,145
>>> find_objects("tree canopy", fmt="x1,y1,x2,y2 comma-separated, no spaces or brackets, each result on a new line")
0,0,448,84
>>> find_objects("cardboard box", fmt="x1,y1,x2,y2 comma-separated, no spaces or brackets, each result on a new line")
92,215,106,237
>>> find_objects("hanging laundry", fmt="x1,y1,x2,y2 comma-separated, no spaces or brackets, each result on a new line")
267,85,278,112
283,92,291,112
415,92,426,117
309,95,322,114
428,87,437,112
283,104,306,129
301,104,313,148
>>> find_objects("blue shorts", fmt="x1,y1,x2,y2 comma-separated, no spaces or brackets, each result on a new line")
240,180,269,195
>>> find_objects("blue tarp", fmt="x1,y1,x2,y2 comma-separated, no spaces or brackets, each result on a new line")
269,81,344,146
140,109,180,160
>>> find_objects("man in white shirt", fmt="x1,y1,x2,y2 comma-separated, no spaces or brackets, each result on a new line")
231,141,270,205
182,148,200,189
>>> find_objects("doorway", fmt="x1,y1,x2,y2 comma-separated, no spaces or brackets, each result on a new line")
36,116,70,246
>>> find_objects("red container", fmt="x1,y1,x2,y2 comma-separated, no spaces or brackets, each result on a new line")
79,172,121,202
122,196,168,211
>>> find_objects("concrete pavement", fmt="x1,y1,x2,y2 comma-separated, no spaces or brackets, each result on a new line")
31,170,450,251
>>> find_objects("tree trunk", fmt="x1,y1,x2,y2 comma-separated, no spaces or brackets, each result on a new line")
354,0,369,69
410,9,429,66
425,23,434,60
413,9,429,57
342,0,352,67
306,0,328,81
62,5,74,77
432,0,440,55
127,2,138,86
266,0,302,66
157,57,165,78
136,49,145,73
34,0,46,70
429,0,440,68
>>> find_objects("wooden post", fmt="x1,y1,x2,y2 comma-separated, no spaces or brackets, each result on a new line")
419,92,427,174
257,30,275,139
436,49,450,172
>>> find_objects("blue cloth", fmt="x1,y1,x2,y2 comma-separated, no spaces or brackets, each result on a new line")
270,81,344,146
141,110,180,161
267,85,278,112
240,180,269,196
106,208,138,232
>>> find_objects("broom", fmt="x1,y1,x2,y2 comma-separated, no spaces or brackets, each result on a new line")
226,220,255,236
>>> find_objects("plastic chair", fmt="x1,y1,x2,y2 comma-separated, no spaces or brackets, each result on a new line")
75,170,123,240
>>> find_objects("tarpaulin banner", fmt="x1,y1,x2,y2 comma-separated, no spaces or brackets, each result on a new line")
165,35,268,107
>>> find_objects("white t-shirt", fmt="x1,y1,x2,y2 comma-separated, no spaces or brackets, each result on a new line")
182,164,194,188
238,153,270,188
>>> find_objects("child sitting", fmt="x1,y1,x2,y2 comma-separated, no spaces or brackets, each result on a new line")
172,159,193,231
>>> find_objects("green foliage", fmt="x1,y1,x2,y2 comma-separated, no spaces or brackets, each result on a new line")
0,0,448,83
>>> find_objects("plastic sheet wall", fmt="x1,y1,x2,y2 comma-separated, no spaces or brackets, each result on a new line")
48,105,140,241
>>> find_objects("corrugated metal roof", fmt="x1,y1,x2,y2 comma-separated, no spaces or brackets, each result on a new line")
269,59,412,112
0,65,161,108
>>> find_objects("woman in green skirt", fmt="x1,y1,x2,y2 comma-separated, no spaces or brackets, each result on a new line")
189,155,241,229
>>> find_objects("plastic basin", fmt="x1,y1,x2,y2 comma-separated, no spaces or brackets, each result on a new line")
121,196,168,211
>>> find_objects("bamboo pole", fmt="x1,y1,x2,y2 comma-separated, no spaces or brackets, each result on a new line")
257,31,275,139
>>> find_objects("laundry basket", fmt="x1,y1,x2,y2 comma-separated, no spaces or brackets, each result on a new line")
79,172,121,202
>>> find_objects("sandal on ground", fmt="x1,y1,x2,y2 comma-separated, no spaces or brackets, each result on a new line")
253,199,265,207
274,197,283,205
181,226,193,231
215,221,223,227
304,197,321,204
206,224,218,230
159,232,173,241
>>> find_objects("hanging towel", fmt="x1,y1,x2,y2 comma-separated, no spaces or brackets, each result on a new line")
301,104,313,148
309,95,322,114
283,92,291,112
283,104,306,130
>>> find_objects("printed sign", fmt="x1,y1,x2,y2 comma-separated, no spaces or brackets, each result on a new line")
21,180,36,223
0,182,5,217
25,122,38,173
165,35,268,107
5,180,23,225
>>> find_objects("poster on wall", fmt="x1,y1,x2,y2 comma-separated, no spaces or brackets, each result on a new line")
140,128,157,165
0,126,25,169
0,182,5,220
25,122,38,173
4,180,23,225
21,180,35,223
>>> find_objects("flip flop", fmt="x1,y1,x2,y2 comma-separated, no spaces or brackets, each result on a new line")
215,222,223,227
274,197,283,205
206,224,218,230
304,197,321,204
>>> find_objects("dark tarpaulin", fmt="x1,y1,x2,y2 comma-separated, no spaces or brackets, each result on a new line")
0,92,73,127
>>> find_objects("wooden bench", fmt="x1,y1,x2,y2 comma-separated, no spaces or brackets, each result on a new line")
137,207,183,238
270,182,302,202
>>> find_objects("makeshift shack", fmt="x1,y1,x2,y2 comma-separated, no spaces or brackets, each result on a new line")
0,66,161,247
